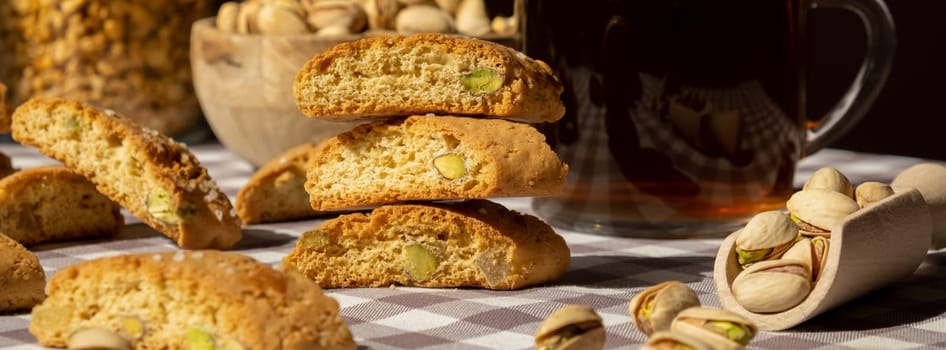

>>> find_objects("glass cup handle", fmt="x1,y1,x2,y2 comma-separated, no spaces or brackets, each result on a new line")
806,0,896,153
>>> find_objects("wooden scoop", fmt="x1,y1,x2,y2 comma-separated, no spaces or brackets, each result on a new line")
714,188,931,331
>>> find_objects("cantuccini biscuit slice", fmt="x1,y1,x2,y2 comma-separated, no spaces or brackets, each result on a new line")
305,115,568,211
30,251,355,349
11,98,241,249
0,82,9,133
283,199,571,290
0,232,45,312
236,143,322,224
0,166,123,246
293,33,565,123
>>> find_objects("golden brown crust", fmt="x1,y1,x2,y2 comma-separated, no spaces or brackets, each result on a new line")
236,143,322,224
10,98,241,249
0,232,45,312
305,115,568,211
293,33,565,123
0,166,123,246
283,199,571,290
30,250,356,350
0,82,9,133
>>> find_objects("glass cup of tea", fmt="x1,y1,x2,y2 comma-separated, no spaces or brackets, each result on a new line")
523,0,895,237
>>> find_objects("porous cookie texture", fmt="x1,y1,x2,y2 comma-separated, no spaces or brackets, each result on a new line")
236,143,321,224
11,98,241,249
30,251,356,350
0,166,123,246
0,232,45,312
305,115,568,211
293,33,565,123
283,199,571,290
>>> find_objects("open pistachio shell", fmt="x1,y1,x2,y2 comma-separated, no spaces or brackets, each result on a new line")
731,259,812,313
670,307,757,350
803,167,854,198
787,189,860,235
535,305,605,350
629,281,701,335
734,211,798,266
641,331,713,350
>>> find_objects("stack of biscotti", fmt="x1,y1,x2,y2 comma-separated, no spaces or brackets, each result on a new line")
282,33,572,290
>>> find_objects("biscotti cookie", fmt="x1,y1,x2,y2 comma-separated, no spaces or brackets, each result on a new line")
294,33,565,123
11,98,241,249
236,143,321,224
283,199,570,289
0,82,9,133
305,115,568,211
0,232,45,312
0,166,123,246
30,250,356,349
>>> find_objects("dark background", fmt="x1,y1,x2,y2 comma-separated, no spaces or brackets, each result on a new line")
808,1,946,160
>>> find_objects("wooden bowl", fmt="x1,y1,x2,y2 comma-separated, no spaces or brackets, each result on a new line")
190,18,522,167
190,18,361,166
713,189,931,331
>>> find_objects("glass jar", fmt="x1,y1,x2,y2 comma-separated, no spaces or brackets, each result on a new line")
0,0,212,136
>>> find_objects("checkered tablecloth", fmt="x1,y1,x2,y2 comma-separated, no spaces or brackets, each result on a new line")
1,143,945,349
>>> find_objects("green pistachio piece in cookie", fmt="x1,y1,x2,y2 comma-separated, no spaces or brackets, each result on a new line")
461,67,503,94
184,328,215,350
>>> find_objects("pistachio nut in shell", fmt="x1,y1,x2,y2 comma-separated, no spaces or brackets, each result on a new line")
534,304,605,350
628,281,701,335
780,236,830,282
803,167,854,198
787,189,860,237
641,331,712,350
780,238,814,278
731,259,812,313
733,211,799,266
855,181,895,208
670,307,757,350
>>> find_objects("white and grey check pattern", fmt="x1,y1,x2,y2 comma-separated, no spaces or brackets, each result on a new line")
1,144,945,349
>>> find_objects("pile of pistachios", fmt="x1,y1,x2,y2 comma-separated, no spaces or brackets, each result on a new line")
532,281,760,349
728,167,895,314
214,0,517,37
628,281,758,349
